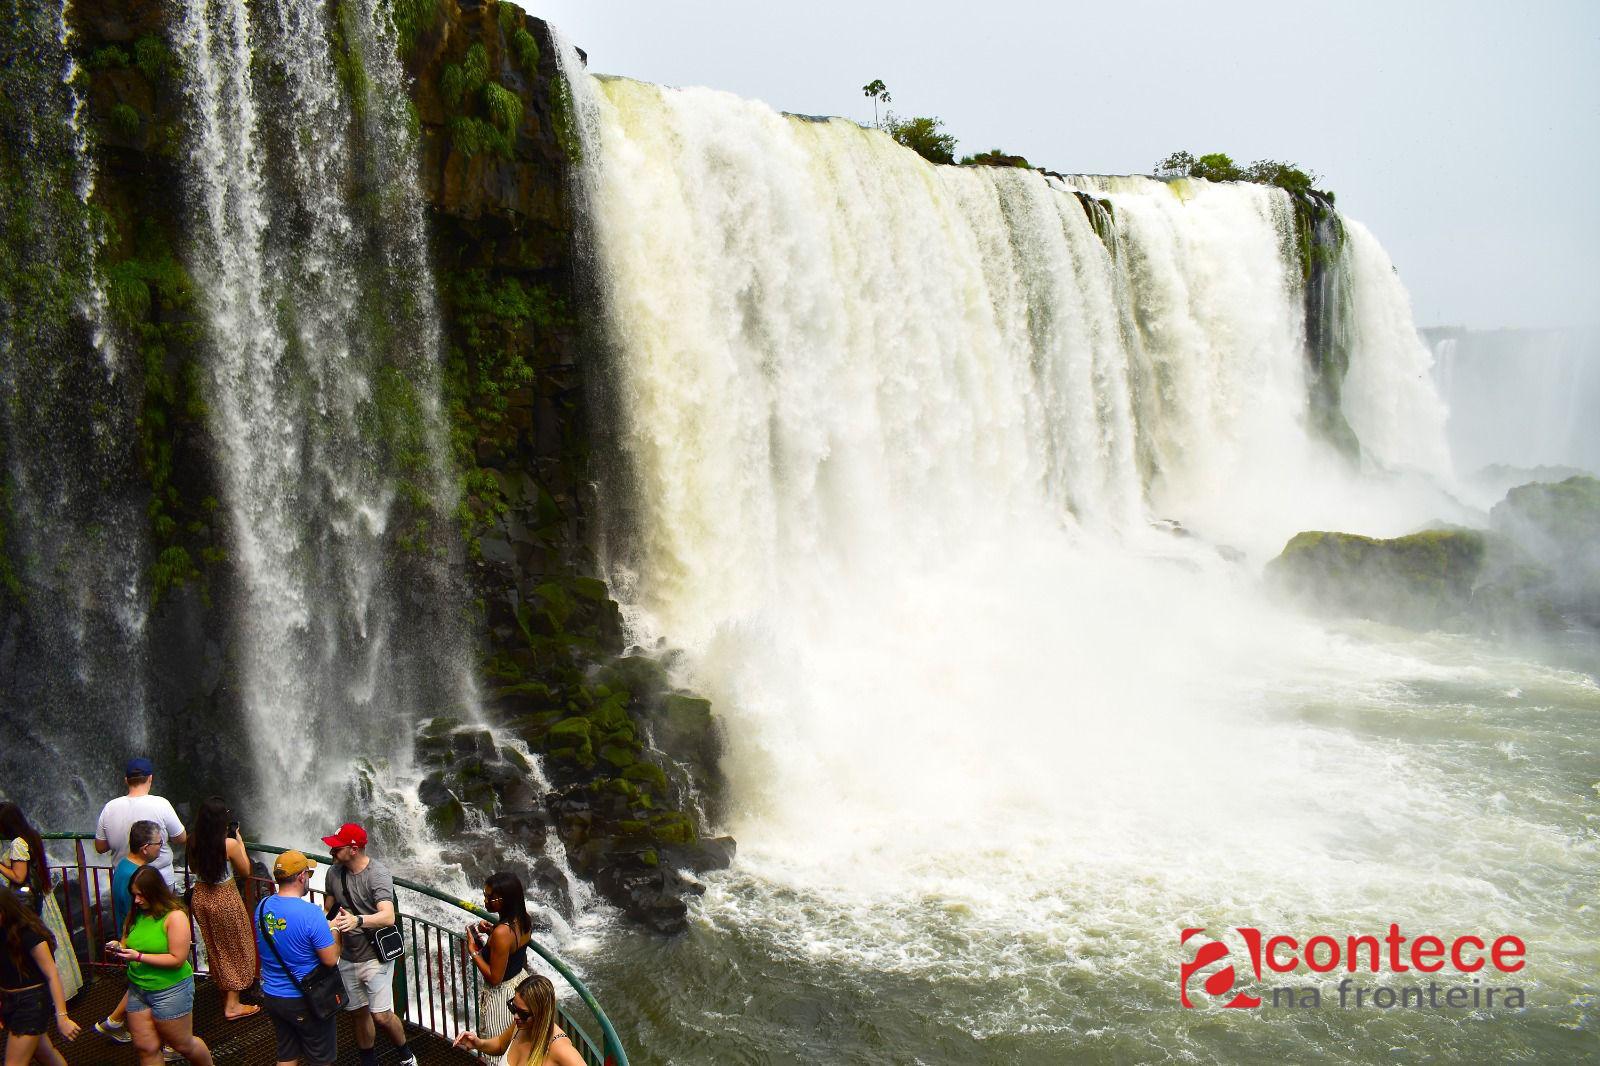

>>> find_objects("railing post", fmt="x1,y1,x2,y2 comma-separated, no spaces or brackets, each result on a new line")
393,894,409,1020
72,837,94,962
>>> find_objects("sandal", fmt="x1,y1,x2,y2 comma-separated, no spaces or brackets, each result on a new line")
224,1005,261,1021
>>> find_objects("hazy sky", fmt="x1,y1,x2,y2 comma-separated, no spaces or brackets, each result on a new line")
533,0,1599,330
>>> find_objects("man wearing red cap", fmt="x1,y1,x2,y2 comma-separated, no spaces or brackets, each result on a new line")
321,823,415,1066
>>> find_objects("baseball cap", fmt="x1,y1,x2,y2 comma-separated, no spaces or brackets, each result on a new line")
321,822,369,849
124,757,154,777
274,851,316,879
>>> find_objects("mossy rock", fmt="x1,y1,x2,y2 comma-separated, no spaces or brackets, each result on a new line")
545,716,595,767
1267,527,1489,629
648,811,698,847
426,795,467,837
621,760,669,793
597,654,670,702
598,743,636,769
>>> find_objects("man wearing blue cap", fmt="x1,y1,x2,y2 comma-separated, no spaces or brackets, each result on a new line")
93,757,186,887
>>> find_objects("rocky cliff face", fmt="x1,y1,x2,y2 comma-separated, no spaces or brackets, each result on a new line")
34,0,727,932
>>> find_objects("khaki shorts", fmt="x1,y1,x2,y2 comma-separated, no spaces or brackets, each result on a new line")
337,956,396,1014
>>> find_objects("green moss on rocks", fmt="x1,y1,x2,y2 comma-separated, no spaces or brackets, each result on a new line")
1268,527,1488,629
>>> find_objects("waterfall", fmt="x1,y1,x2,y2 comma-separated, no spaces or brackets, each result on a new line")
572,77,1464,922
1426,324,1600,483
0,0,151,824
171,0,468,833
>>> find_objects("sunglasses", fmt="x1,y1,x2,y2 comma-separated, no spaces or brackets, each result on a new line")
506,995,533,1021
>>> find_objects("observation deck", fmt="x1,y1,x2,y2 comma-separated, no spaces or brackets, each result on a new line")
40,834,628,1066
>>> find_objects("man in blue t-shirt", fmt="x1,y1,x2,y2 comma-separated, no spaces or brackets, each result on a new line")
256,851,340,1066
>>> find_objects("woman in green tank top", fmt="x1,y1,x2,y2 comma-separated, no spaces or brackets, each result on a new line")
108,867,213,1066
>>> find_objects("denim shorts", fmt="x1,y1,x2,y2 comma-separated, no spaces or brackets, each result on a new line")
126,976,195,1021
0,985,50,1036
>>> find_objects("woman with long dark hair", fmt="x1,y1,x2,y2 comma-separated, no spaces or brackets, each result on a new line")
451,973,584,1066
0,802,82,1002
465,871,534,1057
184,797,257,1020
0,885,80,1065
110,867,212,1065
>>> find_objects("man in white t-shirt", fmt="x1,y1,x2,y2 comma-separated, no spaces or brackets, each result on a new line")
93,757,186,887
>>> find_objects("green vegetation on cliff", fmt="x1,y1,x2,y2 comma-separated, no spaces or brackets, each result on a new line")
1155,150,1331,200
885,114,957,165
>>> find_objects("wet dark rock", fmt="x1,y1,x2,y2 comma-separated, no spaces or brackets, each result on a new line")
663,835,737,874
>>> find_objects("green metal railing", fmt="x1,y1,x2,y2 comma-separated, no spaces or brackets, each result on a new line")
41,833,628,1066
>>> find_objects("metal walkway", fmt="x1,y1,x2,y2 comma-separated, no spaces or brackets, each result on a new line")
56,971,478,1065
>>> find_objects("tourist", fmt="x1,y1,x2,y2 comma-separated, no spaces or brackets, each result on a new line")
451,973,584,1066
0,801,83,1003
255,851,340,1066
0,886,80,1065
466,870,534,1054
185,796,259,1020
94,819,164,1045
322,822,417,1066
111,866,213,1065
94,757,186,886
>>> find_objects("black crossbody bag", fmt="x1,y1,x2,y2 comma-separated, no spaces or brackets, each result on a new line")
256,899,347,1019
337,868,405,963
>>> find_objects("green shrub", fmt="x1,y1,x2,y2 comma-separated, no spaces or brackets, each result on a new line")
133,35,173,83
513,27,540,77
483,82,522,135
108,104,141,141
884,114,956,165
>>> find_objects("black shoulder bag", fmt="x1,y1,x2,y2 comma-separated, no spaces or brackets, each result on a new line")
256,899,347,1019
338,867,405,963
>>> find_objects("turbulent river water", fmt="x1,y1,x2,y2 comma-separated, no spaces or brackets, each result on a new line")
552,70,1600,1064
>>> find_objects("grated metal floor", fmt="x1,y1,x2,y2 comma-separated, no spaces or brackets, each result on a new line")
52,969,480,1065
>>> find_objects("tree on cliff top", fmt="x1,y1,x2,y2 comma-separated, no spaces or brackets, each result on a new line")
885,114,957,165
862,79,891,128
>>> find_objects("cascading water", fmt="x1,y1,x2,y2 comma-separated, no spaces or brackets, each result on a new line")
1427,324,1600,489
0,1,151,824
569,76,1597,1062
171,0,470,834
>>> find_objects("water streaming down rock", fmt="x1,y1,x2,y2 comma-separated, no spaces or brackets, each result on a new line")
172,0,470,834
0,0,151,824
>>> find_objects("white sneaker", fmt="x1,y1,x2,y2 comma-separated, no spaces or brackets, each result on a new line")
95,1018,132,1044
163,1047,184,1062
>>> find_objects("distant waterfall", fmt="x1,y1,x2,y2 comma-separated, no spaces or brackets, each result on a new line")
0,1,150,823
172,0,468,832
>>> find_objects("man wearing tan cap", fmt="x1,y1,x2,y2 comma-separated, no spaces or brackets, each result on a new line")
256,852,340,1066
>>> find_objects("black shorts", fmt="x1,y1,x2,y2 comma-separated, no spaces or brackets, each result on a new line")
0,985,50,1036
262,992,338,1066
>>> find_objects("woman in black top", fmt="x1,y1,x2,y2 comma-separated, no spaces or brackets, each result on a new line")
0,885,80,1065
466,871,533,1057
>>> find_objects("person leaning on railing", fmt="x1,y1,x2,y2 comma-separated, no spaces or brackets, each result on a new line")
466,870,535,1058
453,973,585,1066
185,796,259,1021
109,866,213,1066
0,885,80,1066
